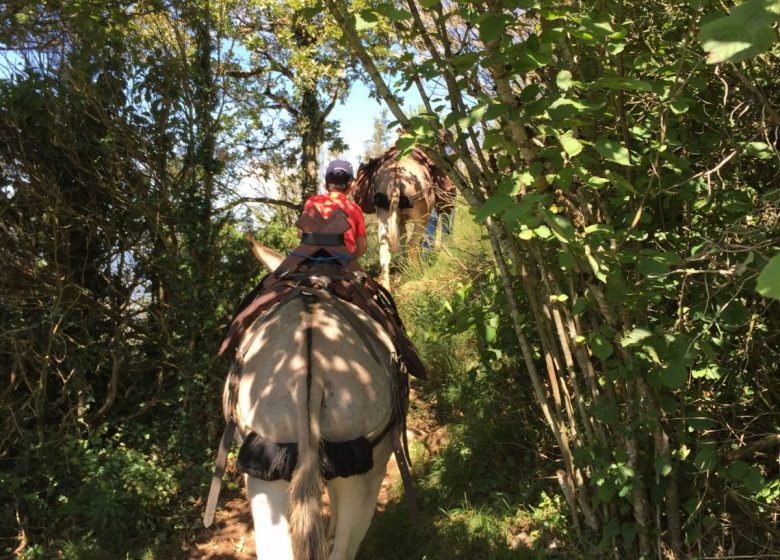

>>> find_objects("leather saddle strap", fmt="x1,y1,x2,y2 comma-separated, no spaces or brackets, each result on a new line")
203,420,236,527
392,423,419,523
301,232,345,246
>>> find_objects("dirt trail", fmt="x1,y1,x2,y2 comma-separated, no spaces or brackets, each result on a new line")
188,390,440,559
186,453,402,559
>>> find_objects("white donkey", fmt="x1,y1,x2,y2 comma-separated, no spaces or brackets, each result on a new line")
224,245,398,560
369,156,434,288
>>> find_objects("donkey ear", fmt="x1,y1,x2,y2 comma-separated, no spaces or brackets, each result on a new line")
247,236,284,272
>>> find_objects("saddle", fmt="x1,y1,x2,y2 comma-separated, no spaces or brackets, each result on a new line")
219,206,426,382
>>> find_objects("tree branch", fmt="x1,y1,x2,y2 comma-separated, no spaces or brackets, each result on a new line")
219,196,302,213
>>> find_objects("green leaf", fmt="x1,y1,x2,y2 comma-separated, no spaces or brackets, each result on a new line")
534,225,553,239
543,211,576,243
621,328,652,347
518,228,534,240
587,176,610,189
459,104,487,129
655,456,673,477
661,363,688,389
355,10,379,30
475,194,513,222
298,5,324,17
621,522,638,545
687,413,716,431
556,70,573,90
586,250,608,283
742,141,775,159
742,466,766,492
484,102,511,121
596,137,632,166
572,297,589,315
692,364,723,380
395,135,417,157
558,130,583,157
418,0,440,8
558,251,577,270
726,460,750,481
605,170,639,194
484,324,497,343
443,110,466,129
590,334,614,360
700,0,780,64
700,17,777,63
479,13,507,43
374,4,412,21
584,224,613,235
593,76,656,92
756,255,780,300
670,99,691,114
694,445,718,471
607,42,626,55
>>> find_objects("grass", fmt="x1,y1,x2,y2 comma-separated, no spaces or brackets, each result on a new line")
357,203,584,560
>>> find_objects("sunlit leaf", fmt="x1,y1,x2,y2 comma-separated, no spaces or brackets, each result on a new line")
534,225,552,239
742,141,774,159
756,255,780,300
556,70,573,90
700,0,780,64
596,137,632,166
620,328,652,347
655,456,673,477
558,130,583,157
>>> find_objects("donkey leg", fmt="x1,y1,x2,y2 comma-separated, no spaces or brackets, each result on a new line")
406,216,428,264
327,442,392,560
246,477,294,560
376,210,392,288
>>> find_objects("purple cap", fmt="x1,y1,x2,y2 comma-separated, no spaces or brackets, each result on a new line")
325,159,354,185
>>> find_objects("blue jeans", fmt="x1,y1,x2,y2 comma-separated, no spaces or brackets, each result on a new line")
423,209,453,249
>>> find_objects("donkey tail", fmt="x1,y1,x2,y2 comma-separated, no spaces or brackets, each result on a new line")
387,171,401,253
288,316,328,560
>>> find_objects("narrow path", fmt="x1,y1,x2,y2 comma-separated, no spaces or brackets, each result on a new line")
188,389,440,559
186,455,402,559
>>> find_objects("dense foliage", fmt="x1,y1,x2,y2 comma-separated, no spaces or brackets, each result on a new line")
1,0,777,558
327,0,780,556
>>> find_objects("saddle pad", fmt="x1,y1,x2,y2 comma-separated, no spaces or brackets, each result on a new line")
237,431,375,481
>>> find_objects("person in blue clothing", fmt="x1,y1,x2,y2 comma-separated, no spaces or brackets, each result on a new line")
423,141,456,250
422,207,454,250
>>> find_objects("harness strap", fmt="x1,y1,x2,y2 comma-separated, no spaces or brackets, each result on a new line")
203,420,236,527
392,423,419,523
301,232,346,246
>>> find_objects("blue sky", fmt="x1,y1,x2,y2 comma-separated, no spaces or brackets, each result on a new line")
329,81,385,165
328,80,423,169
